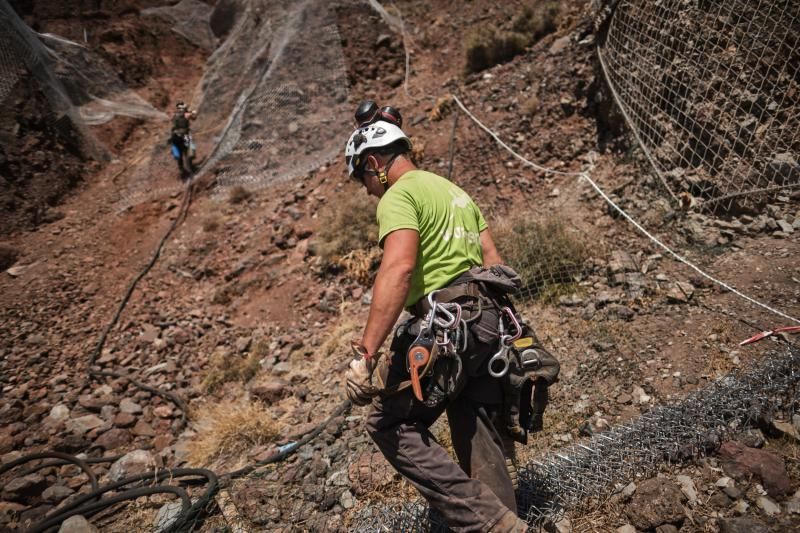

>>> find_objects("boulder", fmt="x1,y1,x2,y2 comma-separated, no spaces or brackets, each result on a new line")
755,496,781,516
42,484,74,503
131,420,155,437
119,398,143,415
348,452,397,496
94,428,131,450
250,378,292,404
65,414,104,436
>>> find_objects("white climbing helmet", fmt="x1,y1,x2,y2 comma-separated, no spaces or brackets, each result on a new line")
344,120,412,180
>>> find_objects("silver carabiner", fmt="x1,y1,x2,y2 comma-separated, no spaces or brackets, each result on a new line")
488,334,513,378
501,307,523,342
424,291,439,330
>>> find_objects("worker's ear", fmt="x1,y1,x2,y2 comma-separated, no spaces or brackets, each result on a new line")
367,153,381,172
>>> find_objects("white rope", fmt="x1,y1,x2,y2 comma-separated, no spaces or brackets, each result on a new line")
581,172,800,325
452,95,800,325
452,95,585,177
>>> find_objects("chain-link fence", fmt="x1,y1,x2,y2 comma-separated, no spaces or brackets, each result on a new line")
597,0,800,212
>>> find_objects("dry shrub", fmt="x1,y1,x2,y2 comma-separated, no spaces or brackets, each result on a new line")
520,94,540,116
339,247,382,285
409,135,426,166
310,192,378,267
188,399,278,465
512,1,560,39
465,2,560,74
0,245,18,271
228,185,252,204
202,215,221,232
465,25,530,74
202,350,262,392
493,218,589,303
428,95,454,122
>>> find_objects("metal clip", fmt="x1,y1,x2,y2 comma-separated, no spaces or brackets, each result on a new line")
488,334,514,378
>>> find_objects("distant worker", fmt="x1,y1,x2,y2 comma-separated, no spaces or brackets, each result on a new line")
169,101,197,181
342,101,560,532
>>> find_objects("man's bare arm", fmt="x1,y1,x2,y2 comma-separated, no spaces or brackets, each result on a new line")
360,229,419,356
480,229,504,266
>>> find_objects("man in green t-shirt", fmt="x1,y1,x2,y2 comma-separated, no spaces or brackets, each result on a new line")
342,111,529,532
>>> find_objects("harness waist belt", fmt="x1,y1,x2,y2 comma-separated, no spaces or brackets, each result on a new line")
412,280,481,317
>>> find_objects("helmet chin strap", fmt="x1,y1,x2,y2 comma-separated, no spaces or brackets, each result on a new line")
377,154,401,192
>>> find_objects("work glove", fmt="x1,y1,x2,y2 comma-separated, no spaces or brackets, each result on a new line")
344,342,378,406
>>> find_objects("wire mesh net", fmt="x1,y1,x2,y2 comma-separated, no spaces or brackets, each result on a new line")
0,0,166,159
142,0,217,51
190,0,350,198
597,0,800,212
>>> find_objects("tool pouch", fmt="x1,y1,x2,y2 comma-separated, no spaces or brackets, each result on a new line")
500,325,561,444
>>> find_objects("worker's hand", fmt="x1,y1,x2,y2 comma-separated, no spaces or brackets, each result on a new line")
344,342,378,406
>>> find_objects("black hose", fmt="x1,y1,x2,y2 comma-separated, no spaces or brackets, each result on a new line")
0,452,100,494
30,486,191,533
27,468,218,533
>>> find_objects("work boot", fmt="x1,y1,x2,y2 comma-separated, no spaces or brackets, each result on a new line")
489,510,528,533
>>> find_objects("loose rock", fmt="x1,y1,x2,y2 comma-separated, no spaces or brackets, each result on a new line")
58,515,99,533
625,477,685,531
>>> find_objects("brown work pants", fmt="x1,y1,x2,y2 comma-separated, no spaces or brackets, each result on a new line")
366,322,524,532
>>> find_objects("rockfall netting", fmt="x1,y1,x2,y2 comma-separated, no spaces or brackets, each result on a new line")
597,0,800,212
0,0,166,157
142,0,217,51
194,0,350,198
116,0,351,210
0,0,101,159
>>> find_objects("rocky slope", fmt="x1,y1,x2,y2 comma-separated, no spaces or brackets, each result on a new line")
1,0,799,531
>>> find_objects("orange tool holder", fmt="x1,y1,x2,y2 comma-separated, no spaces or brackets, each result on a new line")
408,344,432,402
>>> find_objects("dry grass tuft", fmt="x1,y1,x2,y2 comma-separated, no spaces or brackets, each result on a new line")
310,193,379,274
202,349,262,392
428,95,454,122
319,302,363,358
228,185,252,204
493,217,590,303
188,399,279,466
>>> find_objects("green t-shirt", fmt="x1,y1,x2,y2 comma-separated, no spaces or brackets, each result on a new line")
376,170,488,307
